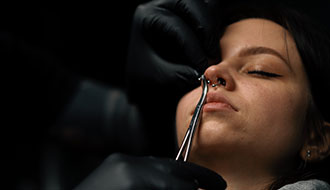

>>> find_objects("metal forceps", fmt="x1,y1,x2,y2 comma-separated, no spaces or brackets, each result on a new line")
175,75,208,162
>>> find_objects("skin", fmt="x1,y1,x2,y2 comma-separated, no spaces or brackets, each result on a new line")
176,19,311,190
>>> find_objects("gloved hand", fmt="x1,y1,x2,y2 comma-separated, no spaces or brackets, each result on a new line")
74,153,226,190
126,0,224,102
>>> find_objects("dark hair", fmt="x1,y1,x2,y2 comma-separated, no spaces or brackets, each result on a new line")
220,1,330,189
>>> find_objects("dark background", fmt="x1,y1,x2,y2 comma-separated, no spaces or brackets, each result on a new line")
2,1,148,86
2,1,149,189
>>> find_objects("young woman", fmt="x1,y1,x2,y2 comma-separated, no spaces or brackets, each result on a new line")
176,3,330,189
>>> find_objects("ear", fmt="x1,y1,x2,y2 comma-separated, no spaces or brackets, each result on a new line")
300,122,330,162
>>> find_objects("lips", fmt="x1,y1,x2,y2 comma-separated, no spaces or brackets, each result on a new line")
203,92,238,112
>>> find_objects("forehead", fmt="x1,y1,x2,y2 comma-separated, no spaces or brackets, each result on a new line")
220,18,301,67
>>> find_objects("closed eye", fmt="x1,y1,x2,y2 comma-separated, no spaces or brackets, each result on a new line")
248,70,282,78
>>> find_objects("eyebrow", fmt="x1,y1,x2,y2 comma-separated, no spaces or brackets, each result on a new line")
238,46,292,71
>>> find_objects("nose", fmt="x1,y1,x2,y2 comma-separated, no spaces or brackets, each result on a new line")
204,63,235,91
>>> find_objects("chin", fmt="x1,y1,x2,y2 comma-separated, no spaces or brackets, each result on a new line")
191,121,241,151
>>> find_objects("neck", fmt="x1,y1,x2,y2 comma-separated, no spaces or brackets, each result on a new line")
190,153,278,190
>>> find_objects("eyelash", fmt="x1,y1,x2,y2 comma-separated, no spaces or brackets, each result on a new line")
247,70,282,78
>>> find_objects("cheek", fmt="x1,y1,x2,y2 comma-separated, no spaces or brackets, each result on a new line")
245,82,306,127
242,81,308,154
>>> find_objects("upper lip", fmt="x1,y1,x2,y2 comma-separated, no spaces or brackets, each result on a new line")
205,92,238,112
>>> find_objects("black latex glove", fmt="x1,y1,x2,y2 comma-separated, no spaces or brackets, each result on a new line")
74,153,226,190
126,0,224,102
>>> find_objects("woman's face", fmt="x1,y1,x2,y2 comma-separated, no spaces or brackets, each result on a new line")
176,19,310,173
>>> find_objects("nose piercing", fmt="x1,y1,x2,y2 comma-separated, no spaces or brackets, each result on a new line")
206,80,221,87
209,78,226,87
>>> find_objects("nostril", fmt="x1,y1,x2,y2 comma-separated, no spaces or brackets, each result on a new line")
209,77,226,87
218,78,226,86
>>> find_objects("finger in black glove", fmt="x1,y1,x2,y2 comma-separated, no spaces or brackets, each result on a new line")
126,0,224,102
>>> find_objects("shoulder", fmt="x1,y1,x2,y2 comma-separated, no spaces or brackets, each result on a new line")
279,179,330,190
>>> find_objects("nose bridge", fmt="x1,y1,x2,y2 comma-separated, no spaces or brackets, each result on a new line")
204,61,235,90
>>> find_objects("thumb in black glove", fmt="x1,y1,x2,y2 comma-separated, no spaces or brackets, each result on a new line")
126,0,224,103
74,153,226,190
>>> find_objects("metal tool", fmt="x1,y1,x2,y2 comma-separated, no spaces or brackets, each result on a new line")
175,74,208,162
